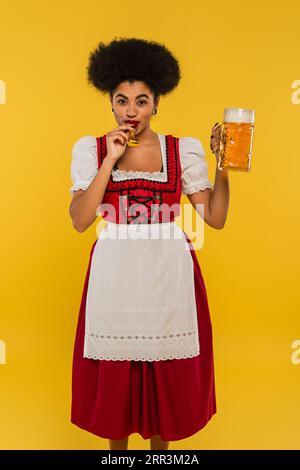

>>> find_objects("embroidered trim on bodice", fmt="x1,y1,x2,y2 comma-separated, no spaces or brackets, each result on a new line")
111,168,168,182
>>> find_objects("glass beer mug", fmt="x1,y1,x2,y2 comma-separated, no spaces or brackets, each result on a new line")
218,108,255,171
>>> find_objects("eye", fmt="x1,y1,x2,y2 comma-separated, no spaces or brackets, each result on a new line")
117,99,147,105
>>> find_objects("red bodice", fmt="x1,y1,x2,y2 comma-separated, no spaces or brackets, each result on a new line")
96,134,182,224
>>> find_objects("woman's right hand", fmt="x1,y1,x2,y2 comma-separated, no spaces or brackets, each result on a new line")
105,124,135,162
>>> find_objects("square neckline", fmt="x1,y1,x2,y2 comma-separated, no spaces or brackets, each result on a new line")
112,132,166,176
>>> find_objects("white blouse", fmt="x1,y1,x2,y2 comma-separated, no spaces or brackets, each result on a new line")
70,133,213,195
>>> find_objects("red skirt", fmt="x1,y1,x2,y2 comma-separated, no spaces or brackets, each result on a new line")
70,232,217,441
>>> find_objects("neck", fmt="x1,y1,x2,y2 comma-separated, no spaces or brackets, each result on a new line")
135,124,156,145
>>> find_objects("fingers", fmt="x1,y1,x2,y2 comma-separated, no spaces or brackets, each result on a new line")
111,124,134,133
107,132,124,145
113,133,128,146
211,123,221,135
210,122,221,153
112,130,130,140
210,140,219,152
107,124,134,145
107,125,133,135
107,129,131,146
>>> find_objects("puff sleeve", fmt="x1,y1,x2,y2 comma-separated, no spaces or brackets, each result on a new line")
179,137,213,195
70,136,98,194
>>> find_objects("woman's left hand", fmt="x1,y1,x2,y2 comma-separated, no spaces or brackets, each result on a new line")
210,122,222,163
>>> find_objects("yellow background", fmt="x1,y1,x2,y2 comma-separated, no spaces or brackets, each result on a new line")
0,0,300,450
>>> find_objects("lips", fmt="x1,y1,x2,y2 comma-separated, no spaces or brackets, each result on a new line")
125,120,139,128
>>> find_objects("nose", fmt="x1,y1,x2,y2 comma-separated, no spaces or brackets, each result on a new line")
126,104,138,118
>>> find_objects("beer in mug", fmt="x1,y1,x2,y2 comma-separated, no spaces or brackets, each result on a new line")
218,108,255,171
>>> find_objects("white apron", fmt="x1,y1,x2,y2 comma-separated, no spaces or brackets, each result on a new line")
83,220,200,361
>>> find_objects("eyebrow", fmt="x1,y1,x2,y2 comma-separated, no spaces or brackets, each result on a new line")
115,93,150,99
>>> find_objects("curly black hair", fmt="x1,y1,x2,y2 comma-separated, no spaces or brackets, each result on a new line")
86,37,181,102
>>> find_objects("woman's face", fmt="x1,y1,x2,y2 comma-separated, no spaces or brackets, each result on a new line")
110,81,159,135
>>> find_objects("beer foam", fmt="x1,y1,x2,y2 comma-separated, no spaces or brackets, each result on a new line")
224,108,254,123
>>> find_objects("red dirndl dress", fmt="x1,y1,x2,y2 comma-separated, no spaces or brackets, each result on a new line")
70,133,217,441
